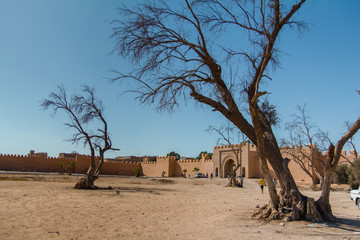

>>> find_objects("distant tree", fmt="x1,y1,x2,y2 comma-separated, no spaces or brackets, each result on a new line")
348,161,360,189
182,169,187,178
193,167,200,172
208,124,248,187
167,151,180,160
334,164,348,184
196,151,213,160
111,0,360,222
148,157,157,162
342,121,360,189
281,105,328,189
135,167,141,177
58,163,65,174
66,161,75,175
41,85,119,189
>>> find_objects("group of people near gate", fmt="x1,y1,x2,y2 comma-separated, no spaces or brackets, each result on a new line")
235,175,244,188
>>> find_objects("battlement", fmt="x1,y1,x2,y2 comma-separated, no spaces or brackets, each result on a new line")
214,144,243,150
214,142,256,151
178,159,201,163
282,146,358,158
104,160,139,165
142,161,157,165
323,149,359,160
0,153,74,161
142,156,177,164
157,156,177,161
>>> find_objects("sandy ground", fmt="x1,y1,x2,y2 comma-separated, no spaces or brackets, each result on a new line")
0,173,359,240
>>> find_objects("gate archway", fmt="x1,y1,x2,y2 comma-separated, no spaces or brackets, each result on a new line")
224,159,235,178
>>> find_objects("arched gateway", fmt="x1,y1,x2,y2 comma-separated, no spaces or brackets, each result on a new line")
223,159,235,178
212,142,262,178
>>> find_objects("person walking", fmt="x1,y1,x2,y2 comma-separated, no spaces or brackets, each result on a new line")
259,177,265,194
273,178,277,187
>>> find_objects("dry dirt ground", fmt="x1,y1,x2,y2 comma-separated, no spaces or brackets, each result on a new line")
0,173,359,240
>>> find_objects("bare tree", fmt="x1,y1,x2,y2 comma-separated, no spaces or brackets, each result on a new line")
281,105,327,189
111,0,360,222
41,85,119,189
313,115,360,222
207,124,248,187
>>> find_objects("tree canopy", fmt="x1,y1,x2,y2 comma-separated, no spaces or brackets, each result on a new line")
167,151,181,160
111,0,360,222
196,151,213,159
41,85,118,189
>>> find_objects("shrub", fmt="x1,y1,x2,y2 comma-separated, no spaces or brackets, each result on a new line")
66,161,75,175
58,163,65,174
334,164,349,184
182,169,187,178
348,160,360,189
134,167,141,177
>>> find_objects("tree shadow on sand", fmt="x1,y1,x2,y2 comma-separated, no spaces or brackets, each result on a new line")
109,186,174,196
330,217,360,232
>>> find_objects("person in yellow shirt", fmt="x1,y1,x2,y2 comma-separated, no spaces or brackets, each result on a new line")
259,177,265,194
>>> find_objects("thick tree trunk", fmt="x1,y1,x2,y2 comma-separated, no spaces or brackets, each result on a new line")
74,165,98,189
260,159,279,207
74,153,99,189
74,151,107,189
255,150,341,223
315,169,337,222
227,165,240,187
310,176,318,190
227,174,237,187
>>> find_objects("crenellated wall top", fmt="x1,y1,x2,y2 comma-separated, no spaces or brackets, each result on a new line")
178,159,201,163
141,161,157,165
214,142,256,151
0,153,74,161
104,160,140,165
157,156,177,161
281,146,359,161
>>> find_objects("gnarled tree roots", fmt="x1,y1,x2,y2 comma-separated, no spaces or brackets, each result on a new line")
74,175,99,189
253,190,336,223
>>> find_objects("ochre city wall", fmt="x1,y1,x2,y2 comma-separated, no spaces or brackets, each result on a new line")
138,154,213,178
0,154,140,176
141,156,178,177
102,160,141,176
0,145,358,181
177,155,213,178
0,154,74,173
279,146,320,184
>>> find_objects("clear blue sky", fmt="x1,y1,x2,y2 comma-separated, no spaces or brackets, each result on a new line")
0,0,359,158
